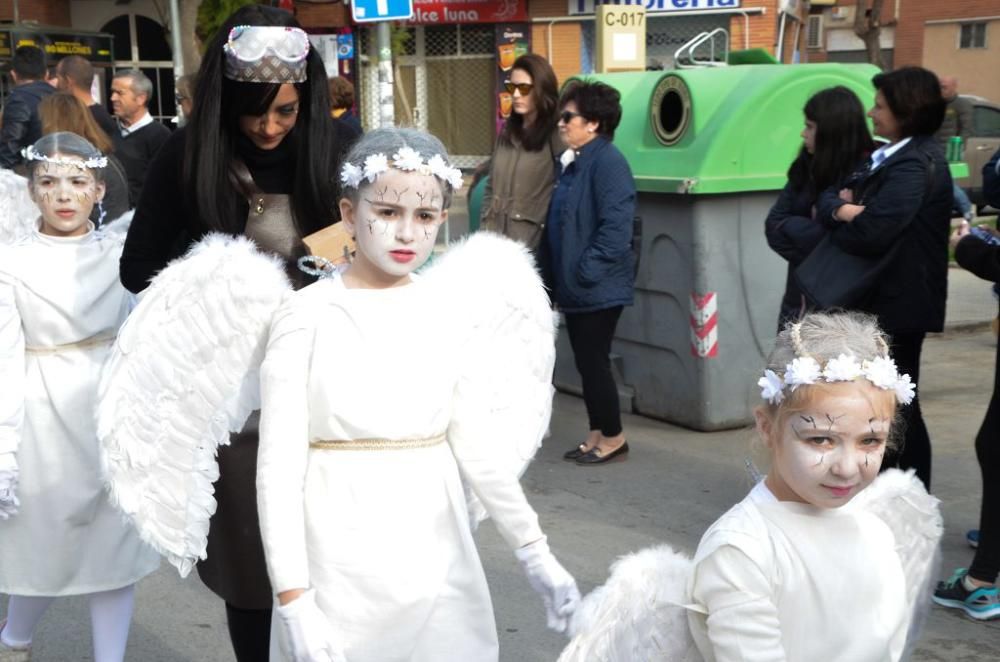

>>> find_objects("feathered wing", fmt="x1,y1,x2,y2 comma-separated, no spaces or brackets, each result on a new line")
559,545,703,662
97,234,291,577
857,468,943,660
422,232,556,526
95,209,134,244
0,169,38,245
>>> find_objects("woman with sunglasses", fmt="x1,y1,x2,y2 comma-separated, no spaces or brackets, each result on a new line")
118,5,358,661
480,54,563,250
544,80,636,466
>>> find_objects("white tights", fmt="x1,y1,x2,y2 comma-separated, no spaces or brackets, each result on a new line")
1,584,135,662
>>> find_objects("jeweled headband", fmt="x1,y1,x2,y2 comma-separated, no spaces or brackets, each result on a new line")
223,26,310,84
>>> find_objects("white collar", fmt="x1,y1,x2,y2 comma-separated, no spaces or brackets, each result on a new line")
119,111,154,136
559,148,575,169
870,137,912,171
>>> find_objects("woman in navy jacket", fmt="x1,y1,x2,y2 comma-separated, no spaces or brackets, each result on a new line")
543,80,636,466
765,86,873,330
817,67,952,489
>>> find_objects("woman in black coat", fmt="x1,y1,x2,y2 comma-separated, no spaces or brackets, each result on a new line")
933,154,1000,619
119,6,357,661
816,67,952,489
765,86,873,330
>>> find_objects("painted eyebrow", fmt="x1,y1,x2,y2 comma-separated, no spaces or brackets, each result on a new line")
366,200,442,213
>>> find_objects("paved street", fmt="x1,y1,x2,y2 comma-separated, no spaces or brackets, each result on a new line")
9,269,1000,661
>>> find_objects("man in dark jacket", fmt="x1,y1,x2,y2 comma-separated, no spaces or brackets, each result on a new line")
111,69,171,204
55,55,118,139
0,46,55,169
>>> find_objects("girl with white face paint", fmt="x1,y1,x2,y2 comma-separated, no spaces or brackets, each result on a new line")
0,132,159,662
559,311,943,662
256,127,580,662
686,311,933,662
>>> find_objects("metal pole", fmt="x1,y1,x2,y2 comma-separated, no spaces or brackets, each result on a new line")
12,0,19,24
167,0,185,124
376,22,394,128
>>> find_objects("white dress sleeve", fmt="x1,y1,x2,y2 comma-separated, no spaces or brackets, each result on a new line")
257,296,316,595
0,279,24,469
690,545,787,662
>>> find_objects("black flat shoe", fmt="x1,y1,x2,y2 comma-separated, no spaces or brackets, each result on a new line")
576,442,629,465
563,444,590,460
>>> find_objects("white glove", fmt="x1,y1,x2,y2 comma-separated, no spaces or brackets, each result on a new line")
275,589,346,662
515,536,581,634
0,458,18,520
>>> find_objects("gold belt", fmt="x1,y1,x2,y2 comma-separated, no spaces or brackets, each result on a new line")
310,432,447,451
25,331,116,355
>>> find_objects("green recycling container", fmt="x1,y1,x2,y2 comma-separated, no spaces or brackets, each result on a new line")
552,64,883,430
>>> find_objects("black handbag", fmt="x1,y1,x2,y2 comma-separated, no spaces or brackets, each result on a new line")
794,149,935,309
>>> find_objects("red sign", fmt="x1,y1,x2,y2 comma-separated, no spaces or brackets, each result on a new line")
409,0,527,24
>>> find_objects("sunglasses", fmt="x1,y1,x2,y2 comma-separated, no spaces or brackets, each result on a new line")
504,81,533,96
559,110,583,124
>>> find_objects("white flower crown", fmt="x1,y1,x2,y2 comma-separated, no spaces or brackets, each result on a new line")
758,353,915,406
22,145,108,169
340,147,463,192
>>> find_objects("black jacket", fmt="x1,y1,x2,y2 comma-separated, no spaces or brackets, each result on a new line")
765,181,825,330
0,81,55,168
816,135,952,333
985,147,1000,209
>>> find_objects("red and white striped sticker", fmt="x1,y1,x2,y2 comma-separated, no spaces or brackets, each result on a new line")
690,291,718,358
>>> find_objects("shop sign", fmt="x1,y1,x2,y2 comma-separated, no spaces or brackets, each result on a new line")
493,23,531,134
7,30,113,62
409,0,527,24
569,0,741,16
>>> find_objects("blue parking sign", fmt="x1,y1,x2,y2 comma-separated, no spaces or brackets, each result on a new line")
351,0,414,22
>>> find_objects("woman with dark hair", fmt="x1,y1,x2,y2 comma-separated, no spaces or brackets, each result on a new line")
545,80,636,466
328,76,361,135
119,5,358,661
765,86,873,329
816,66,952,490
480,53,563,249
38,92,131,223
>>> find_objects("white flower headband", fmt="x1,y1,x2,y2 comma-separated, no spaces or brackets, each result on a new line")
23,145,108,169
340,147,464,192
758,323,915,406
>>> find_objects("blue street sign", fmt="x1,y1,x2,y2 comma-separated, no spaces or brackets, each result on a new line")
351,0,414,22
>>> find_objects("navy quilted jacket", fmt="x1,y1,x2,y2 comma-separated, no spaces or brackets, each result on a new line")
541,136,636,313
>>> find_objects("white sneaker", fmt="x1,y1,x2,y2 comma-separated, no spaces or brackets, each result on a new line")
0,620,30,662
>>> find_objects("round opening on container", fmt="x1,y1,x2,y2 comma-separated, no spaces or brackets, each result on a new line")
650,75,691,146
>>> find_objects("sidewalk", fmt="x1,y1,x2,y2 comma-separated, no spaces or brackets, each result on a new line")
947,264,996,330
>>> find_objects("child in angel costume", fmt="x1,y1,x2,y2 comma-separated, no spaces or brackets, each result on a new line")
97,127,580,662
0,133,159,662
559,311,943,662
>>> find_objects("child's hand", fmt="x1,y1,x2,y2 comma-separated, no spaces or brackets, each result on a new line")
949,220,971,250
838,188,855,203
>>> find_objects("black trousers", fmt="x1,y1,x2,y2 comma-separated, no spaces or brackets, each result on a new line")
225,603,272,662
885,331,932,489
564,306,624,437
970,334,1000,583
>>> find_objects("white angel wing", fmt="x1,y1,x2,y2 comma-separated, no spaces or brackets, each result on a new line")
559,544,703,662
0,169,38,245
855,468,943,660
95,209,134,244
97,233,291,577
421,232,557,526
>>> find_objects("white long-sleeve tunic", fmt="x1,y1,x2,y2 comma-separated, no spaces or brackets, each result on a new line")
257,274,546,662
687,481,908,662
0,225,159,595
